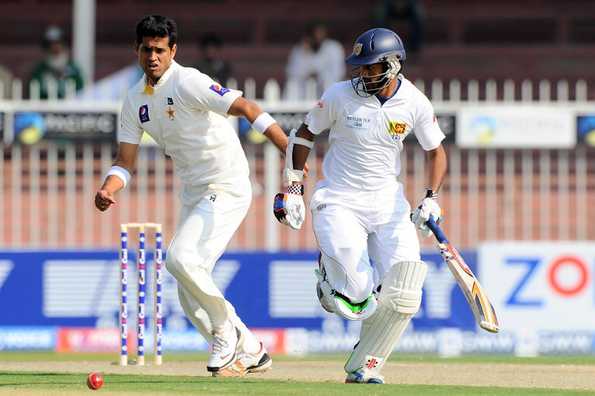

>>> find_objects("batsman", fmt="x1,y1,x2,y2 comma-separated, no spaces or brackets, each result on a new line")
274,28,448,384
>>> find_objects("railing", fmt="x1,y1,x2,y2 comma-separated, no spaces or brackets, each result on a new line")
1,142,592,251
0,77,592,250
0,77,591,102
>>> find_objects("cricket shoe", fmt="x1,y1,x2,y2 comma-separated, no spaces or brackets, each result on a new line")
345,369,385,384
207,326,242,375
238,342,272,374
211,360,246,378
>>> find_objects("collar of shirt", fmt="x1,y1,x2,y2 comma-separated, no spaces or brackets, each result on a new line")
374,74,404,106
138,61,179,94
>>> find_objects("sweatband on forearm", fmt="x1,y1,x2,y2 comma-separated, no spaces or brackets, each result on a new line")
105,165,131,187
251,112,276,133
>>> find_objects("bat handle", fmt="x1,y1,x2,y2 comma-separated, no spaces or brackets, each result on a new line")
425,216,449,244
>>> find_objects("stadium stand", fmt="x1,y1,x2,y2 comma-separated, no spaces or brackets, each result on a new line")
0,0,594,98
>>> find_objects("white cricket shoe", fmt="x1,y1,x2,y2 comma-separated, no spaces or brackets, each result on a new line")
238,342,272,374
207,326,241,374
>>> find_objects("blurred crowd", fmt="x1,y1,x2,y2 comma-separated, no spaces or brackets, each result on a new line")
0,25,85,100
0,0,425,101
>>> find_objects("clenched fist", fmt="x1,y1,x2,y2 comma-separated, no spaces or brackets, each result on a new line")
95,190,116,212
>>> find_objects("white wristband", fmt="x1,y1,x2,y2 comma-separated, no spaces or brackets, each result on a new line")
252,112,276,133
106,165,131,187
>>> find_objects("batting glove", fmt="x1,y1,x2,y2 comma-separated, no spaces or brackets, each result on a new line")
411,190,442,237
273,184,306,230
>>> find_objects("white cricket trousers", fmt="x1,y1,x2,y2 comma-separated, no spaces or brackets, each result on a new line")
310,181,421,304
165,179,252,340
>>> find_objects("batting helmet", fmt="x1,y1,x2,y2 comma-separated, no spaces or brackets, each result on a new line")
346,28,406,97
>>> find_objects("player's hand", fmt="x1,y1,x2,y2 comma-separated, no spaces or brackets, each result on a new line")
411,196,442,237
95,189,116,212
273,184,305,230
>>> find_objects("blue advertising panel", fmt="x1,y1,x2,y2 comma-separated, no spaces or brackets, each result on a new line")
0,250,475,331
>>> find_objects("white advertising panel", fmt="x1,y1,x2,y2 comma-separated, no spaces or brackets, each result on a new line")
479,242,595,332
458,106,575,148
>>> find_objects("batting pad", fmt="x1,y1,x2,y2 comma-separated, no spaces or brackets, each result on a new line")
344,260,427,374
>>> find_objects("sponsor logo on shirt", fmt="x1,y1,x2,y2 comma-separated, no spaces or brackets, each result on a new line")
139,104,150,123
209,83,230,96
387,120,408,141
345,114,370,129
167,97,174,105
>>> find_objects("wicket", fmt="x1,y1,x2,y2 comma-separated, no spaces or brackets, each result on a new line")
119,222,164,366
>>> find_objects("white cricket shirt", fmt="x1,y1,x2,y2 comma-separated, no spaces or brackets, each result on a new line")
119,61,248,188
305,75,445,191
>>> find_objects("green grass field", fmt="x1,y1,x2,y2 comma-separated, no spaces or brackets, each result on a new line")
0,353,594,395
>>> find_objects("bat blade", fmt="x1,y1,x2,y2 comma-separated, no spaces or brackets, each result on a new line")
440,242,500,333
425,217,499,333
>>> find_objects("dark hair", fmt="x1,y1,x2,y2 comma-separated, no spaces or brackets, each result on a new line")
135,15,177,48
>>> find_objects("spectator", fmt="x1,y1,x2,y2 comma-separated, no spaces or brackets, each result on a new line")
310,23,345,93
194,33,232,84
374,0,425,53
0,65,13,99
29,26,84,99
285,32,316,100
285,23,345,99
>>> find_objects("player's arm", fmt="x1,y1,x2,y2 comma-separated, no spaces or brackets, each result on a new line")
411,143,447,235
426,143,447,194
94,142,139,211
273,87,333,230
272,123,315,230
286,123,315,185
411,92,448,234
228,96,288,153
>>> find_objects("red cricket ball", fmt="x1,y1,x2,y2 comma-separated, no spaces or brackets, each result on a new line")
87,372,104,390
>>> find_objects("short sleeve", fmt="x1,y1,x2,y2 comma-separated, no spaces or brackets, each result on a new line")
304,88,337,135
178,70,242,116
119,95,143,144
413,93,445,150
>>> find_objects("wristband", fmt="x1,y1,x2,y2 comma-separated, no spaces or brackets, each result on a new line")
287,184,304,195
106,165,131,187
251,112,276,133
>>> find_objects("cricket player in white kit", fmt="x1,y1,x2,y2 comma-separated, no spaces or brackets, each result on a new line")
274,28,448,384
95,15,288,376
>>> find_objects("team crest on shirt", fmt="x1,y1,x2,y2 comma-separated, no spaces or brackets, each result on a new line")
387,120,408,141
209,83,230,96
167,97,174,105
139,104,150,123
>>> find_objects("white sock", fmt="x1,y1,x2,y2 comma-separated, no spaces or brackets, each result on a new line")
235,320,261,354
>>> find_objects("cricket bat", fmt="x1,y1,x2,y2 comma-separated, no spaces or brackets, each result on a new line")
426,217,500,333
